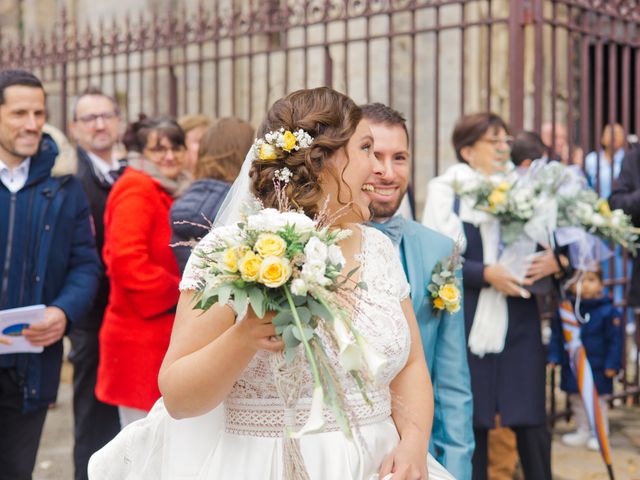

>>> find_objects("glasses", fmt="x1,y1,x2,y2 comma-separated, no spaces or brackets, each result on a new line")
145,145,185,156
77,112,118,124
480,136,514,148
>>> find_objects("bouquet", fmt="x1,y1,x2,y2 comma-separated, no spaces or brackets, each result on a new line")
458,176,535,244
187,128,385,440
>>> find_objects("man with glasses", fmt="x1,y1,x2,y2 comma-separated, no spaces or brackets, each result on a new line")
68,87,125,480
0,70,100,480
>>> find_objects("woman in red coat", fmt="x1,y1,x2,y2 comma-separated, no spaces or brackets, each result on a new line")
97,117,191,427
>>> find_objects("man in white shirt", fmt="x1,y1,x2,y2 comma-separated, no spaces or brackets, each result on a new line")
67,88,124,480
0,69,100,480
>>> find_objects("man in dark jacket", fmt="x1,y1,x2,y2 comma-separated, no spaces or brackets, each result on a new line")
609,148,640,306
67,87,125,480
0,70,100,480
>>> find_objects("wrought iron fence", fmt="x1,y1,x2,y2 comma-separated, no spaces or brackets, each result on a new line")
2,0,640,415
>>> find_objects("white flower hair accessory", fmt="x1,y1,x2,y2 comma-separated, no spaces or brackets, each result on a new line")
274,167,293,184
252,127,314,162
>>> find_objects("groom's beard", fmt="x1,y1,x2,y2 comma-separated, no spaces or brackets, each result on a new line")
369,188,406,221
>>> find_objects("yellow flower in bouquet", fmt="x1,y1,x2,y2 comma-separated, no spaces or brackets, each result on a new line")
433,297,445,310
282,131,297,152
255,233,287,257
597,199,612,218
488,189,507,209
258,256,292,288
239,251,262,281
259,143,278,161
223,248,239,272
497,181,511,192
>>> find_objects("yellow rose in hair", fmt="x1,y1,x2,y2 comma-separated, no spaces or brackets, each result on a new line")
433,297,445,310
439,284,460,304
238,251,262,282
282,131,297,152
488,189,507,209
259,143,278,161
255,233,287,257
258,256,292,288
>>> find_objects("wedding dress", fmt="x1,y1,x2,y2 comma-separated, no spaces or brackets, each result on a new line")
88,225,455,480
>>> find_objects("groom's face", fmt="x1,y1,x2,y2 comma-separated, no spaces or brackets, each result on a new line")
367,122,411,221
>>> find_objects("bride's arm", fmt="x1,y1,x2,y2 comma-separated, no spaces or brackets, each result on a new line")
380,297,434,479
158,291,283,419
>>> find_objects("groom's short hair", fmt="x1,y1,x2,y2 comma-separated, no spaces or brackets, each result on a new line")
360,103,409,143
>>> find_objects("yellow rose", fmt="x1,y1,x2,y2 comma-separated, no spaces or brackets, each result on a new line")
497,181,511,192
258,256,292,288
488,189,507,209
259,143,278,161
223,248,239,272
446,302,461,314
254,233,287,257
282,131,297,152
433,297,445,310
238,251,262,282
439,284,460,304
598,200,612,218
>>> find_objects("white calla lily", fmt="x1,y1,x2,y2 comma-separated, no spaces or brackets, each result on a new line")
287,386,325,438
333,316,364,372
359,339,387,382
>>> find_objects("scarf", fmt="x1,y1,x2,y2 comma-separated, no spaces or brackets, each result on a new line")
127,151,192,198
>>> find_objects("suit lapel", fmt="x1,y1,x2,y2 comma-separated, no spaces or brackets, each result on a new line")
401,221,426,314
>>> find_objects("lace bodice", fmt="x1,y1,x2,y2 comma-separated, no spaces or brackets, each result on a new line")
180,225,411,437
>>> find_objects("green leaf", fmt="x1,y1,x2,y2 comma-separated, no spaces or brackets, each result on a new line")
272,309,294,326
345,266,359,279
275,325,286,335
307,297,332,320
233,287,248,315
292,294,307,307
283,325,300,349
356,281,368,291
249,287,265,318
292,326,314,341
296,306,312,325
218,284,232,306
284,346,298,364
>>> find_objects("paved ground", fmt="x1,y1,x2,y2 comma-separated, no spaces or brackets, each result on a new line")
35,365,640,480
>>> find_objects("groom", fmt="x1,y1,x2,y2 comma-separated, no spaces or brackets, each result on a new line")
363,103,474,479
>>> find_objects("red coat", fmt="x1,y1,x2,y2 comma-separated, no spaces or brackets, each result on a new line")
96,168,180,411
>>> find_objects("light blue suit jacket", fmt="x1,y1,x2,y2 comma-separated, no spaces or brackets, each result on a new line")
400,220,474,480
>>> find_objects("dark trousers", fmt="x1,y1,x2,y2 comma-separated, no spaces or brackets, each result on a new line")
0,369,48,480
472,424,552,480
68,328,120,480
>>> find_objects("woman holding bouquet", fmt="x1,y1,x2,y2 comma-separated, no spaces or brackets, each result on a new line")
89,88,453,479
422,113,562,480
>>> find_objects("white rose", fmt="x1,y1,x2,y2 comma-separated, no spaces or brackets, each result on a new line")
280,211,316,233
591,213,605,227
304,236,328,263
290,278,308,296
247,208,316,233
611,213,623,227
327,244,346,268
302,260,330,287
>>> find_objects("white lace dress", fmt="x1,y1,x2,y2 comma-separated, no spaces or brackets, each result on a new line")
88,226,454,480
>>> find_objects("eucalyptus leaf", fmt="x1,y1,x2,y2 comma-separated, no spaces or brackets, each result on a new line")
292,325,314,342
292,294,307,307
249,287,265,318
284,346,298,364
296,306,312,325
307,297,331,320
283,325,300,348
356,281,368,291
217,284,232,306
272,309,294,326
233,287,248,315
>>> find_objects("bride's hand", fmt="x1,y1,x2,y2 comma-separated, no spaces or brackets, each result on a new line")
378,440,428,480
234,307,284,353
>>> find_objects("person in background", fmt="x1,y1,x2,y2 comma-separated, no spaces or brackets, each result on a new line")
66,87,126,480
178,113,211,175
96,117,190,428
363,103,474,479
170,117,254,273
585,123,626,199
548,267,623,450
541,121,583,167
609,147,640,310
510,131,547,171
423,112,557,480
0,69,100,480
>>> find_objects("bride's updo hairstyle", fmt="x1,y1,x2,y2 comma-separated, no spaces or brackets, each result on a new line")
250,87,362,218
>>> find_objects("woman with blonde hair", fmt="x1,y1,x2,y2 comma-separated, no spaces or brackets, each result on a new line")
170,117,254,272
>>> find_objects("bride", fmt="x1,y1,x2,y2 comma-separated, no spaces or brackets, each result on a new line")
89,87,454,480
